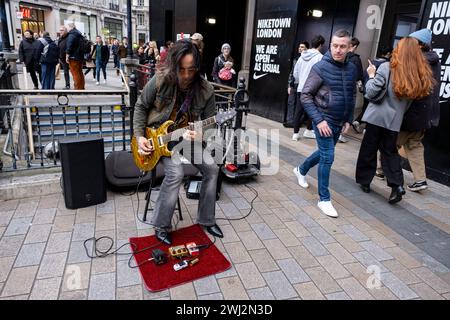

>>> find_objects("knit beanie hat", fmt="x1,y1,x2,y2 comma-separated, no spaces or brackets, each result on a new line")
409,28,432,46
221,43,231,52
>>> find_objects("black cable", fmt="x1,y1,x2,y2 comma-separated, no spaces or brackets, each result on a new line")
216,184,259,222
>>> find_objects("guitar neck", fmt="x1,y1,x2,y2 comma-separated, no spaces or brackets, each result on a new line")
161,116,216,144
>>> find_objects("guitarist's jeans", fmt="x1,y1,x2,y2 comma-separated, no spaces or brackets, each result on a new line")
152,156,219,231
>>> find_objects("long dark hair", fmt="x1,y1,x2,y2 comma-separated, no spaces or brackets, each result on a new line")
158,39,204,88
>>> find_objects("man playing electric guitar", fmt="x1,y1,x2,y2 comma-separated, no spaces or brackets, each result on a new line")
133,40,223,245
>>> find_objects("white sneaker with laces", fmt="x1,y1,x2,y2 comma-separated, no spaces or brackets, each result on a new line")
303,129,316,139
293,167,309,188
338,135,348,143
96,81,100,85
318,201,339,218
292,133,301,141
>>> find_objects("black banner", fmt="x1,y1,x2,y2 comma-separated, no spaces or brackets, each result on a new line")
420,0,450,185
248,0,298,122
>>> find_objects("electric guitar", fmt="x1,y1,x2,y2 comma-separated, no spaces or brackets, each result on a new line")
131,110,236,172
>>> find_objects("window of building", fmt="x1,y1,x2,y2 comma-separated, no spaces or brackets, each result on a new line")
19,6,45,35
104,18,123,43
109,0,120,11
137,13,145,26
138,0,145,7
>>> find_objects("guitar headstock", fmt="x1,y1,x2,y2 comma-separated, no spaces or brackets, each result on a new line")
215,110,237,125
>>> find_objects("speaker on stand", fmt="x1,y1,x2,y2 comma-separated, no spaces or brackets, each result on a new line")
59,137,107,209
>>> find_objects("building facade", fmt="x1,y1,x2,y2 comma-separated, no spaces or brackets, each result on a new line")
132,0,150,45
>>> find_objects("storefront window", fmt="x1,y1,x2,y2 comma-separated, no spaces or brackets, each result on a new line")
20,6,45,35
104,18,123,43
60,11,97,41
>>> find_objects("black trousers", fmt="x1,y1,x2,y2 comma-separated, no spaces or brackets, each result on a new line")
354,98,370,124
356,123,404,188
293,94,313,134
26,63,39,88
61,62,70,88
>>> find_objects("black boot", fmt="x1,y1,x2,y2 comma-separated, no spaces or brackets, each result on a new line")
389,186,404,204
360,184,371,193
205,224,224,238
155,229,172,245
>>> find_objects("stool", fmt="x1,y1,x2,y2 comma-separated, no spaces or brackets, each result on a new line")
142,167,183,222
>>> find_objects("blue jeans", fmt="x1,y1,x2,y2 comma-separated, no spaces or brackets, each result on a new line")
299,122,342,201
95,60,107,82
41,63,56,89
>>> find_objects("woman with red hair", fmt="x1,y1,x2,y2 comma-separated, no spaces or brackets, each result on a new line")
355,37,435,204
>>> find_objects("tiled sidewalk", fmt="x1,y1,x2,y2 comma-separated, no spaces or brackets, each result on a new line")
0,114,449,300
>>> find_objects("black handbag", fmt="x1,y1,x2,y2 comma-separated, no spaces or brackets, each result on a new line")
367,68,391,104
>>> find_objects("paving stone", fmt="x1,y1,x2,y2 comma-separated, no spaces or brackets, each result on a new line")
30,277,62,300
288,246,320,269
238,230,265,250
24,224,52,244
72,223,95,242
198,293,224,300
193,276,220,296
230,219,252,233
353,251,389,273
4,217,33,237
305,266,342,295
247,287,276,300
218,276,249,300
301,237,330,257
261,214,285,230
45,232,72,254
295,211,320,228
284,221,311,238
0,211,14,227
37,196,59,210
0,227,4,238
381,272,419,300
341,225,370,242
250,223,277,241
231,197,252,210
96,200,115,215
0,257,15,282
14,202,38,218
95,214,117,232
0,200,19,212
37,252,68,279
224,242,252,264
359,241,394,262
215,253,238,279
235,262,266,289
88,272,116,300
215,225,240,244
14,242,46,267
385,247,423,269
262,271,298,300
248,249,279,273
53,215,75,233
32,208,57,225
0,235,24,258
263,239,292,260
325,292,351,300
117,285,144,300
365,230,397,249
382,260,422,285
333,233,364,253
91,255,116,275
369,286,399,300
67,241,93,264
308,226,336,245
325,243,357,265
117,259,141,288
337,277,374,300
1,266,38,297
277,258,310,284
317,255,352,280
273,229,301,247
409,282,445,300
61,263,91,292
411,267,450,294
294,282,326,300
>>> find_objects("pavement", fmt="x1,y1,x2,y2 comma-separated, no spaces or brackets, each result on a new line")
0,67,449,300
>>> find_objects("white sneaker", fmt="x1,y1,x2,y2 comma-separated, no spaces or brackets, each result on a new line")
103,80,107,84
96,81,100,85
303,129,316,139
338,135,348,143
292,133,301,141
318,201,339,218
293,167,309,189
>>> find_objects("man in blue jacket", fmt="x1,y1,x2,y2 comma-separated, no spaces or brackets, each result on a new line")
293,30,357,218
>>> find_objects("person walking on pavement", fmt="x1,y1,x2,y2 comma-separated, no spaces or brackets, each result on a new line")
293,30,357,218
92,36,110,85
118,37,128,85
292,35,325,141
285,41,309,128
19,30,41,89
36,32,59,90
58,26,71,89
355,36,435,204
65,23,85,90
397,29,441,192
112,39,120,76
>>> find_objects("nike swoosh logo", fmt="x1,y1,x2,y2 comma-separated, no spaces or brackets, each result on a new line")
253,72,269,80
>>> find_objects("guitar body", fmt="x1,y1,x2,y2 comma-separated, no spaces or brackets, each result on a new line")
131,120,174,172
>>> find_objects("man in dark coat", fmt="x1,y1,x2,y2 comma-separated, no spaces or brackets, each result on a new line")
19,30,41,89
58,26,71,89
65,23,85,89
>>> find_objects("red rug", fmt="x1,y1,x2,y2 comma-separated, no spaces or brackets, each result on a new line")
129,224,231,292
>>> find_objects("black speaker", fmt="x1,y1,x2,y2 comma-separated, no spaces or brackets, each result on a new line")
59,137,107,209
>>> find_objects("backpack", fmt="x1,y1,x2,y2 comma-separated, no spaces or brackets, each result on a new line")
80,36,92,56
218,67,233,81
40,39,59,64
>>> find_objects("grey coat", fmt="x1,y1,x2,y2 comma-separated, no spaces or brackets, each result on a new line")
363,62,411,132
